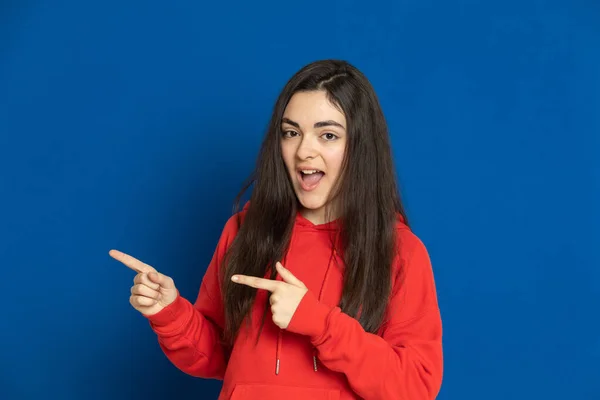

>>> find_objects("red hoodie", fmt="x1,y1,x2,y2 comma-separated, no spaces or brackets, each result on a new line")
144,203,443,399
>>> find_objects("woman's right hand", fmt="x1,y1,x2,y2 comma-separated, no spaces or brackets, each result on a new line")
109,249,179,316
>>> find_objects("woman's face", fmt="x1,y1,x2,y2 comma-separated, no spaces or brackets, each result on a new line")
280,90,347,224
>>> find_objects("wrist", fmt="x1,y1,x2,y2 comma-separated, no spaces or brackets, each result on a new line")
286,290,333,342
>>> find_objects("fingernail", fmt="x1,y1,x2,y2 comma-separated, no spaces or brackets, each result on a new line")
231,275,238,282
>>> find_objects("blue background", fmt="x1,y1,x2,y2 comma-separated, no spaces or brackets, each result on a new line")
1,0,598,399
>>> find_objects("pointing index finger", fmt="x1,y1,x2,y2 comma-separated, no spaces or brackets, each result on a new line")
109,249,156,274
232,275,281,292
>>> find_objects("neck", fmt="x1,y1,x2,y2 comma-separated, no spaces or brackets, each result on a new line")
299,204,338,226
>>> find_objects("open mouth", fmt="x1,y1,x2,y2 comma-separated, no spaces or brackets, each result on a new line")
297,169,325,191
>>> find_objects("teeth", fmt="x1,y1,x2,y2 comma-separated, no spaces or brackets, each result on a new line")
301,170,320,174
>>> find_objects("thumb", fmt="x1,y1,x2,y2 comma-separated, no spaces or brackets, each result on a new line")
276,262,306,288
148,271,176,290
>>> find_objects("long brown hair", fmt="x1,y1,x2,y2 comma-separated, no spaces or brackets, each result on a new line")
219,59,410,347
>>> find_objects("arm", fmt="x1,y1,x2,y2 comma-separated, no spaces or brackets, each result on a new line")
287,233,443,399
143,215,239,379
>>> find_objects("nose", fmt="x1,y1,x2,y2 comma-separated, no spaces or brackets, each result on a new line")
296,135,318,160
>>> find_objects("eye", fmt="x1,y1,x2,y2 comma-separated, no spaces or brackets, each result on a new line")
282,130,299,138
322,132,339,141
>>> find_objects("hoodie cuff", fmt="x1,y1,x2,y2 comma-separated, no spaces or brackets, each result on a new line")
144,291,188,331
287,290,333,341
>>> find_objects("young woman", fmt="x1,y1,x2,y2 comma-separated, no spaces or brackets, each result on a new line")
110,59,443,399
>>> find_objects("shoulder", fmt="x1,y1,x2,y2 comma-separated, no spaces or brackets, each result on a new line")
391,216,434,288
215,202,250,249
394,214,428,259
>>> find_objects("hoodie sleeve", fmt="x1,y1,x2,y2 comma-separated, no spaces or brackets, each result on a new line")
286,231,443,400
142,214,240,380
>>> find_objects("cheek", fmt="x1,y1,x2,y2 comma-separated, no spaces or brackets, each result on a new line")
280,143,296,173
325,146,346,178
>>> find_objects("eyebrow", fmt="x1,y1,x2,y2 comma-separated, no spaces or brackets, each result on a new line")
282,117,345,130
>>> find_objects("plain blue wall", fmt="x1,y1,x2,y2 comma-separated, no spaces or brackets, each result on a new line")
1,1,598,399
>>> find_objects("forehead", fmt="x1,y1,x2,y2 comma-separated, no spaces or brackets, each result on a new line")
282,91,346,126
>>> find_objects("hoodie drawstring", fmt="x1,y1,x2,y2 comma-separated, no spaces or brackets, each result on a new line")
275,231,339,376
276,330,282,375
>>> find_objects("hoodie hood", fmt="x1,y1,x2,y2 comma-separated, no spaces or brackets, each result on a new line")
242,200,406,229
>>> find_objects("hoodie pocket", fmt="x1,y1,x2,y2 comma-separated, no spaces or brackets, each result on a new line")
230,384,340,400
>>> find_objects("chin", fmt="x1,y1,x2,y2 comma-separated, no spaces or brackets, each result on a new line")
296,194,328,211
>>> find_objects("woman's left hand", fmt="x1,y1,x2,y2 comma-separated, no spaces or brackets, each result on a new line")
231,262,308,329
